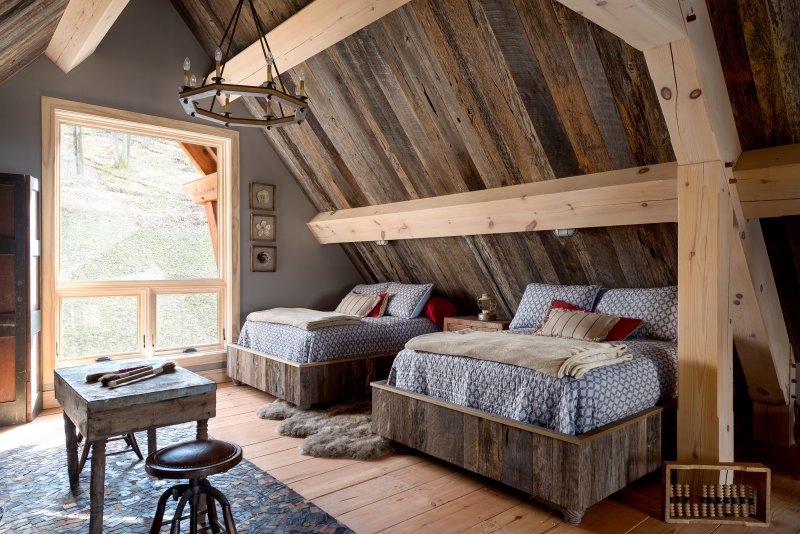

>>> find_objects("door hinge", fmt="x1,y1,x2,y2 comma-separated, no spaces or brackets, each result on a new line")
223,328,226,342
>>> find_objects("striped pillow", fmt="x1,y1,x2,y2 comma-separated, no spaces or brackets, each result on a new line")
335,292,381,318
537,308,619,342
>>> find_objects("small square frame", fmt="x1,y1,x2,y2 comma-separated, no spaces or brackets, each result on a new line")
250,214,276,242
251,245,276,272
250,182,275,211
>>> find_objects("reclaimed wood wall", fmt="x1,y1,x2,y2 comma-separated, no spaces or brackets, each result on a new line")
0,0,69,85
174,0,798,344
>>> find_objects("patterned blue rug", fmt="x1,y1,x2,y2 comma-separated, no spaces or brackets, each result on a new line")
0,423,353,533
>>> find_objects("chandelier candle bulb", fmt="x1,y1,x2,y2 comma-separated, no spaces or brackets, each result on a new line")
267,52,274,83
215,47,223,79
182,57,191,87
299,71,306,98
189,74,197,88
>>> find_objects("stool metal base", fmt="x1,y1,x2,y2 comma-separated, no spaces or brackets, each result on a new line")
150,478,238,534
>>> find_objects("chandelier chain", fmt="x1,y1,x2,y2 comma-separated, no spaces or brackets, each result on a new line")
247,0,287,119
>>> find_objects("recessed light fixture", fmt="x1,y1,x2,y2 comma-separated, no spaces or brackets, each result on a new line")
375,239,389,246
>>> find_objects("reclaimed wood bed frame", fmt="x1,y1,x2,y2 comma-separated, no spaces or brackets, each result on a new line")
227,343,396,407
371,380,676,524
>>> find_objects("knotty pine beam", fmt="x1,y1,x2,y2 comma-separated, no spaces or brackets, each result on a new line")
644,0,790,458
677,161,734,463
735,144,800,219
731,219,792,405
306,151,800,244
45,0,129,73
308,163,680,243
214,0,411,103
553,0,686,51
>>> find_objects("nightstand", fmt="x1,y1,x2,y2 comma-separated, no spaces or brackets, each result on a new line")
443,315,511,333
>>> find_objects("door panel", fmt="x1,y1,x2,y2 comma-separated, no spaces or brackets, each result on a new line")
0,174,30,425
0,337,15,402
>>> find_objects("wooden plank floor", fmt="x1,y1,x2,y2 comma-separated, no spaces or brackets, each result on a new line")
2,383,798,533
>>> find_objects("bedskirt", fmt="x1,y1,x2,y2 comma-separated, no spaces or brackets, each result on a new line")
387,333,677,435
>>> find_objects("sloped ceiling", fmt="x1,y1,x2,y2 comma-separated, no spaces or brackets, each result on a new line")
175,0,798,348
0,0,68,85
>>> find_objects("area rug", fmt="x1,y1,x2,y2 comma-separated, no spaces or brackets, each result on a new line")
257,399,393,461
0,423,353,534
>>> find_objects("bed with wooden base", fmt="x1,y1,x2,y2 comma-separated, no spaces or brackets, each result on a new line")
227,343,397,407
371,380,676,524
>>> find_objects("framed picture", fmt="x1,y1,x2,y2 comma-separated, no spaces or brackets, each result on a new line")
250,182,275,211
251,245,276,272
250,214,276,242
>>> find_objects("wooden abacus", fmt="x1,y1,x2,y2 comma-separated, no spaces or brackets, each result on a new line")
663,462,770,527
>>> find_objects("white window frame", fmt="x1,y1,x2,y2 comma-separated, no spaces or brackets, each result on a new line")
41,97,240,386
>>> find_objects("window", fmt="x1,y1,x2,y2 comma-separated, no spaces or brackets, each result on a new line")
42,98,239,374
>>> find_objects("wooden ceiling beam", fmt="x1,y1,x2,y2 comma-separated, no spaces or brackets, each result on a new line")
553,0,686,51
306,148,800,245
214,0,411,102
45,0,130,73
308,163,680,243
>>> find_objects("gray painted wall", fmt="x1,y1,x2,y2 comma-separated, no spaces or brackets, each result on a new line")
0,0,362,323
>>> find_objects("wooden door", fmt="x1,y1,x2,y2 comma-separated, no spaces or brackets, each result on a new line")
0,174,38,425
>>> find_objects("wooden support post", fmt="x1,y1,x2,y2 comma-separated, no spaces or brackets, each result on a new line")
677,161,734,462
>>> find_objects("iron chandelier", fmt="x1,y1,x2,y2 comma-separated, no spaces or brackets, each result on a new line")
178,0,308,129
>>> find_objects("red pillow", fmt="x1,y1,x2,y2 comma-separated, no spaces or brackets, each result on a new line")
549,299,642,341
367,292,390,318
423,297,457,329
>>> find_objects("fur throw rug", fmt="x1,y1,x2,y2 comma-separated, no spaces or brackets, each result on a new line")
256,399,394,461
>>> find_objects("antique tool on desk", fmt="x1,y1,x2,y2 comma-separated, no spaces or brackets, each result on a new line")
108,361,177,388
85,365,151,384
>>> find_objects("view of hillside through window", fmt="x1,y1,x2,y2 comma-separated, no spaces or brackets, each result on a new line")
58,124,220,359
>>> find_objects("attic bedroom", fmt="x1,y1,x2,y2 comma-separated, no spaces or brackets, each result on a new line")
0,0,798,532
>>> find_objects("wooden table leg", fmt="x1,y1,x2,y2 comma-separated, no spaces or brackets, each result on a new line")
197,419,209,440
89,439,106,534
63,413,79,490
147,428,157,456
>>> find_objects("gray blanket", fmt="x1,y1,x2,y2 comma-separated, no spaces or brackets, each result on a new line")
405,329,632,378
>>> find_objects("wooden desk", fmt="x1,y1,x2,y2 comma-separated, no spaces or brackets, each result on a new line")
54,359,216,534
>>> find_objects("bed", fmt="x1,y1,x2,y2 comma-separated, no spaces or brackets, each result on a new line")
371,284,679,524
227,282,439,406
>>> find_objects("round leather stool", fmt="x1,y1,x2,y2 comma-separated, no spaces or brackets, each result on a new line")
146,439,242,534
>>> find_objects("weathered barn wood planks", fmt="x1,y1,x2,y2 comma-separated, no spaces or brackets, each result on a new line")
372,380,673,524
172,0,800,353
227,344,396,407
0,0,69,85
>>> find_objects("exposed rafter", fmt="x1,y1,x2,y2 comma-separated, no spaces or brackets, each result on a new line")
213,0,411,103
45,0,130,73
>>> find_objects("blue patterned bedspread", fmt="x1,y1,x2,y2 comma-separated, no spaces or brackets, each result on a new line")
387,329,677,435
237,316,439,364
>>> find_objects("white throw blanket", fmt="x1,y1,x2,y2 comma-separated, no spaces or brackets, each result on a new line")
246,308,361,330
405,329,632,378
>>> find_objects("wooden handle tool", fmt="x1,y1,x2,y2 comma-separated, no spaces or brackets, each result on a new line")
108,361,177,388
86,365,150,384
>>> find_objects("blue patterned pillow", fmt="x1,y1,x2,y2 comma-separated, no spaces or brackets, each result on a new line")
593,286,678,342
352,283,389,296
386,283,433,319
509,284,600,330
